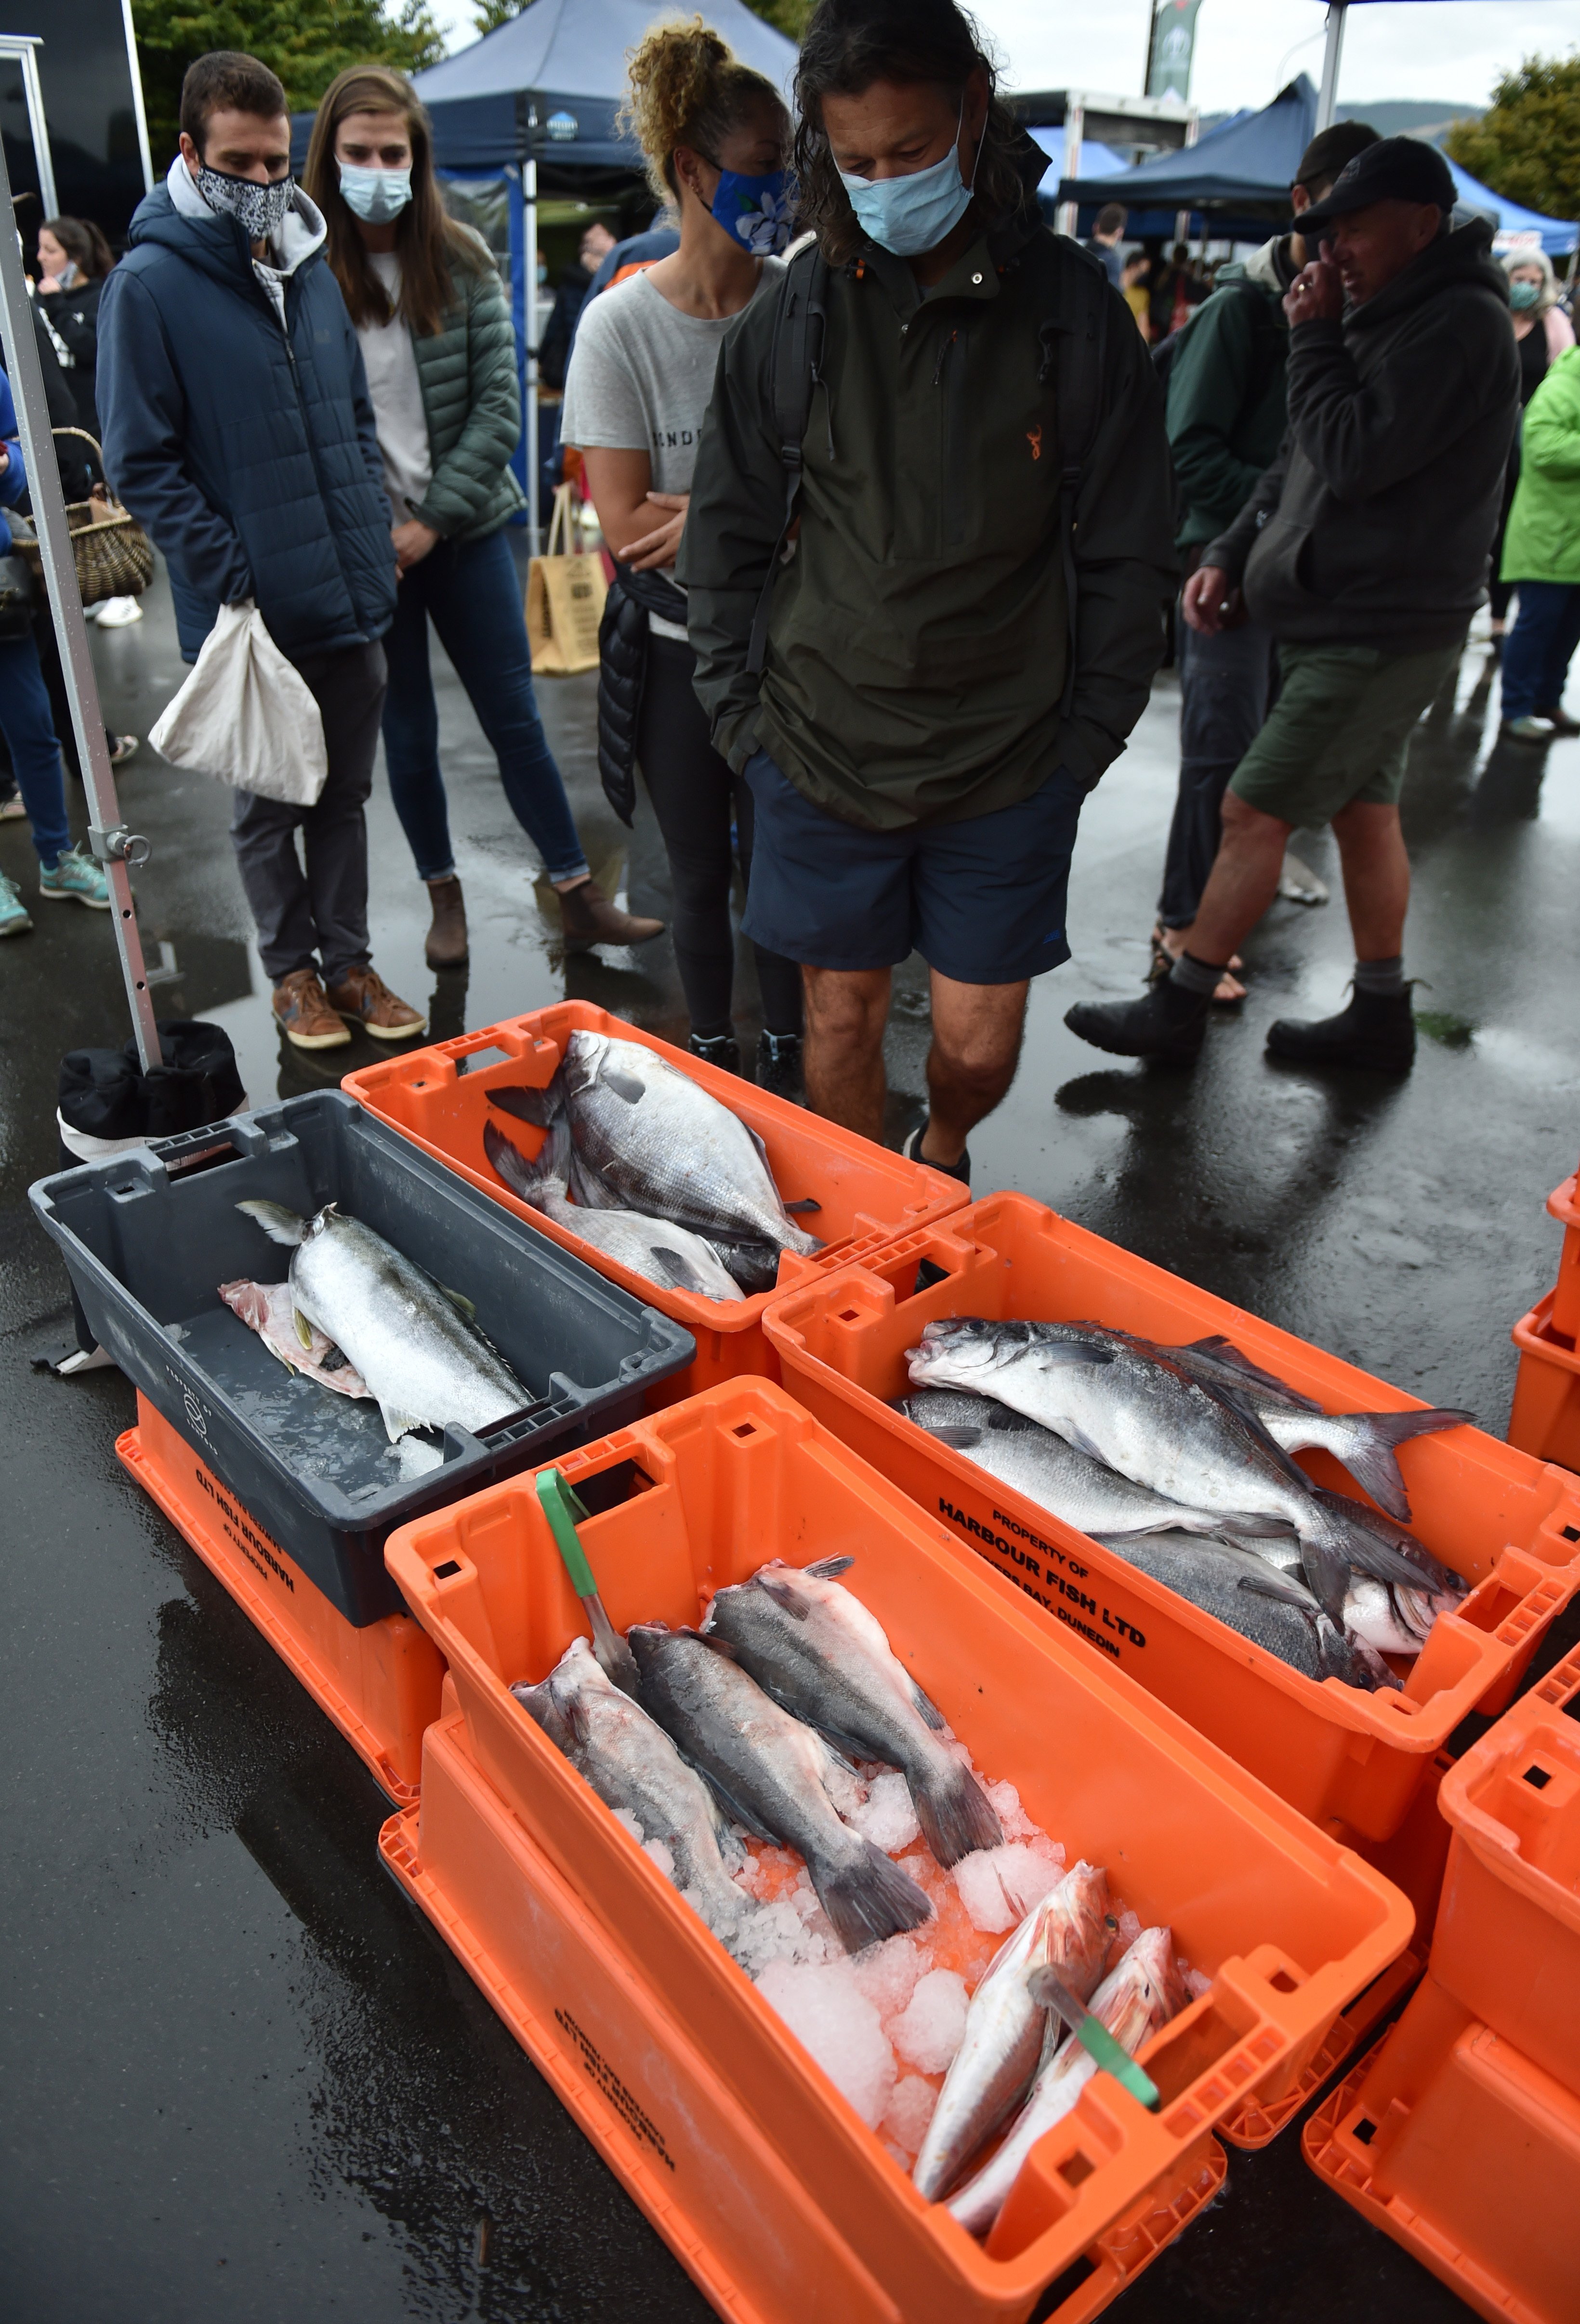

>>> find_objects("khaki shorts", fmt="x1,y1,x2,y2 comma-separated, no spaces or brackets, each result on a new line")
1229,639,1464,826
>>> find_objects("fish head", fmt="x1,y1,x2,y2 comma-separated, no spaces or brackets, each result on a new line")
1116,1925,1192,2026
908,1318,1030,1391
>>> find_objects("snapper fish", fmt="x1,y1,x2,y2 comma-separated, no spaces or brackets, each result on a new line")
627,1622,933,1956
236,1200,530,1442
488,1030,822,1266
482,1118,746,1304
701,1555,1002,1867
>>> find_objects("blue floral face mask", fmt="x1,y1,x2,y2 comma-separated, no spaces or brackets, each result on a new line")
711,168,794,255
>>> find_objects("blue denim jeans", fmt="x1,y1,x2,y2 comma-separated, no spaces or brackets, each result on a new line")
381,526,588,886
1500,580,1580,722
0,625,70,866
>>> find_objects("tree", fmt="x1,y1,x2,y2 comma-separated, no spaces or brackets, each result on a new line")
1445,55,1580,226
132,0,446,170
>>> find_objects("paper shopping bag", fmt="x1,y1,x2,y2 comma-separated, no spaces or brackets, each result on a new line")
527,484,608,675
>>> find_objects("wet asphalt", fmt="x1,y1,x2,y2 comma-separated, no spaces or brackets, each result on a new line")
4,547,1577,2323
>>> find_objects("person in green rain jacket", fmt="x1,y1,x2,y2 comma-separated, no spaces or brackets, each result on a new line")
1498,343,1580,740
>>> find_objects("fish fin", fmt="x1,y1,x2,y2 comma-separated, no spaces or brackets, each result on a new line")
291,1304,314,1350
912,1757,1002,1867
1342,1529,1448,1597
1065,1422,1110,1463
602,1066,646,1104
437,1283,477,1323
929,1424,988,1450
697,1769,780,1845
904,1676,947,1731
483,1118,545,1205
987,1402,1041,1433
1213,1512,1301,1539
487,1078,563,1128
1296,1532,1353,1625
1236,1569,1319,1612
237,1199,305,1246
1335,1409,1474,1522
816,1841,934,1953
377,1400,425,1444
650,1246,714,1295
742,1120,774,1175
783,1196,822,1215
1037,1343,1115,1368
1181,1335,1324,1411
803,1554,856,1581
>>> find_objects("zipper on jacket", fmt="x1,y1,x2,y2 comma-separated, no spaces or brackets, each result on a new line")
271,271,370,642
937,324,968,548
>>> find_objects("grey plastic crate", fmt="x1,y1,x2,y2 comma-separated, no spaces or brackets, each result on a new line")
30,1091,695,1624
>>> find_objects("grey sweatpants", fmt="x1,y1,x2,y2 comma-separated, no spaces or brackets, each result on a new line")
1157,613,1281,929
230,639,388,987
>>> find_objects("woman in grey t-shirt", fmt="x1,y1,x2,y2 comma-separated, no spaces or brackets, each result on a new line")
562,19,803,1091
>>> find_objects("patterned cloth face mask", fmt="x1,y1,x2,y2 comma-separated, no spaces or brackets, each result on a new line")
710,168,794,255
197,163,295,243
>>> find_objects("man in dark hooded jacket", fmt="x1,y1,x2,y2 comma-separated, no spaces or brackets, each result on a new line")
1068,137,1519,1076
97,50,423,1053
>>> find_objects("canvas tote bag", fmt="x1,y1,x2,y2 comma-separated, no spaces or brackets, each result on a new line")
527,483,608,675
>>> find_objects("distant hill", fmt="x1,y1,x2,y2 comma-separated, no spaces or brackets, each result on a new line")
1336,99,1482,143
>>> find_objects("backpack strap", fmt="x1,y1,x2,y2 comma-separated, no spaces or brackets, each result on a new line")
1037,248,1110,720
746,244,829,678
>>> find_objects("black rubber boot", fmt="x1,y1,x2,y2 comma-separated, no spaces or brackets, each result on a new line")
1264,986,1416,1074
1064,976,1211,1061
688,1030,743,1077
755,1029,803,1101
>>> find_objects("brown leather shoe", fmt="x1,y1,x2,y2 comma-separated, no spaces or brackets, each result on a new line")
424,875,468,967
274,968,351,1050
557,876,664,951
326,963,427,1041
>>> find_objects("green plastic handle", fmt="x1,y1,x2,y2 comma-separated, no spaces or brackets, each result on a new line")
536,1469,597,1599
1075,2016,1159,2111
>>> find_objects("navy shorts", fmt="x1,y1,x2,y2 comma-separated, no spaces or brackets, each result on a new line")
739,752,1084,985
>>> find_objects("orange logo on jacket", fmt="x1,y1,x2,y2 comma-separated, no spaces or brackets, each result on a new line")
1027,424,1043,461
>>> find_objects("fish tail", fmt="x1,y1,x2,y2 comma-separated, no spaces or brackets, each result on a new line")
236,1198,305,1246
487,1074,563,1129
1335,1409,1473,1521
482,1116,566,1209
816,1841,933,1952
912,1753,1003,1868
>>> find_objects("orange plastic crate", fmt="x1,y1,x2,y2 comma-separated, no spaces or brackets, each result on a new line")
1545,1170,1580,1341
1509,1290,1580,1475
341,1002,967,1402
118,1394,443,1803
1429,1643,1580,2102
382,1378,1411,2321
1304,1975,1580,2324
761,1193,1580,1845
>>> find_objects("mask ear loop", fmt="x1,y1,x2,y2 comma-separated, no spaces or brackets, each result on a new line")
961,88,986,197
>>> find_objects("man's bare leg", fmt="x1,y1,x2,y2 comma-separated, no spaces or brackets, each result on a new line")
802,965,891,1140
1186,790,1293,969
922,970,1030,1166
1330,799,1409,958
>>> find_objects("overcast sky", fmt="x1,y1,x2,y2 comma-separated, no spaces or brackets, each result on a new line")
425,0,1580,115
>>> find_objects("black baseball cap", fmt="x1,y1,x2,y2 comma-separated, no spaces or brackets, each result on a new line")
1296,134,1455,232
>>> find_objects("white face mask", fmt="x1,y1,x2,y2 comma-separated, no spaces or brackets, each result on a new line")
339,161,413,223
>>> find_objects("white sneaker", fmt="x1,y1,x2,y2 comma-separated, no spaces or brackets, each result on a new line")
95,596,144,628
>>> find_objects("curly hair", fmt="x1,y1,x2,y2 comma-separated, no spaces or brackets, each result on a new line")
794,0,1027,267
619,15,790,209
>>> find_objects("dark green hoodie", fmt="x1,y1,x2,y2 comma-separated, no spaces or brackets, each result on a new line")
680,203,1178,830
1166,237,1292,549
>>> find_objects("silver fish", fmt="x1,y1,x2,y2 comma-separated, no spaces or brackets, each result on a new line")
626,1624,932,1955
489,1030,822,1261
907,1319,1379,1622
900,1389,1298,1545
1310,1488,1467,1599
1246,1401,1472,1524
1096,1532,1399,1690
701,1555,1001,1867
237,1201,529,1442
948,1926,1190,2238
483,1119,746,1304
1343,1574,1462,1657
513,1638,752,1941
912,1863,1115,2203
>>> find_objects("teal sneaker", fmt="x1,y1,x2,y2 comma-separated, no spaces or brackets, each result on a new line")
38,841,111,909
0,869,32,936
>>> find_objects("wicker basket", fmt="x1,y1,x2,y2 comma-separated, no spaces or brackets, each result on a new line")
12,428,154,606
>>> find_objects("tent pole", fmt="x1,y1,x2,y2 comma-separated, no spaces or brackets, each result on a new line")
0,128,159,1071
1315,3,1347,134
525,153,540,553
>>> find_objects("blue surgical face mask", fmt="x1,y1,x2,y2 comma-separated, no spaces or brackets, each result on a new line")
837,102,977,259
1509,278,1541,312
339,161,412,223
711,167,793,255
537,259,549,284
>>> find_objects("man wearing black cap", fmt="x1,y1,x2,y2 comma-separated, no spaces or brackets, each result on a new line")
1145,118,1380,1004
1068,136,1518,1074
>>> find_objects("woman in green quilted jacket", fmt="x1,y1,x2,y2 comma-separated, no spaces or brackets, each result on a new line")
305,68,663,966
1498,340,1580,744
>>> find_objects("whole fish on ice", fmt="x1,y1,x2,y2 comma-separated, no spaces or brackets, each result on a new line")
489,1031,822,1264
701,1554,1002,1867
912,1862,1115,2202
236,1200,529,1442
627,1623,932,1955
483,1118,745,1303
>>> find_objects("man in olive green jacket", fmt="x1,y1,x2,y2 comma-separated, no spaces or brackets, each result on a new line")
1496,342,1580,741
681,2,1174,1181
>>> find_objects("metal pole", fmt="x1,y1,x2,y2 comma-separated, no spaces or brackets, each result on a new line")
1315,2,1347,134
1057,96,1083,240
118,0,157,195
0,132,159,1068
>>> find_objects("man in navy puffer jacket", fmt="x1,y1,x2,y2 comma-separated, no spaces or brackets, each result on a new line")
97,50,423,1050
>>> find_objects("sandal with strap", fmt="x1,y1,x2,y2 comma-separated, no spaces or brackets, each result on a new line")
1147,925,1248,1005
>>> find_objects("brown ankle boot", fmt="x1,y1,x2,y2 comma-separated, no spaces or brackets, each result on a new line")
424,875,468,967
557,876,664,952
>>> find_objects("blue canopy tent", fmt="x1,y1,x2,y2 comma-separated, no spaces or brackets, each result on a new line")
1054,76,1317,246
408,0,799,540
1443,157,1576,260
1027,126,1194,243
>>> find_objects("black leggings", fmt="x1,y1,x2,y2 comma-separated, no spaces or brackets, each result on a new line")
636,633,803,1040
